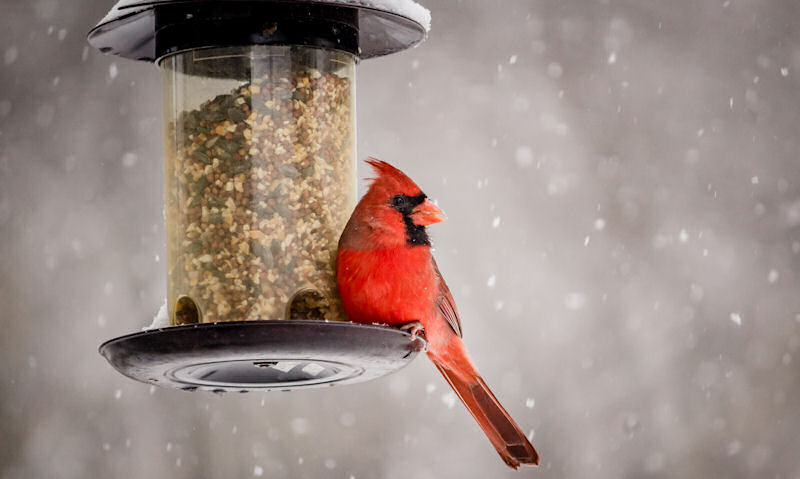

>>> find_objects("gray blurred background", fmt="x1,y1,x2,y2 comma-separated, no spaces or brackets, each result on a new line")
2,0,800,477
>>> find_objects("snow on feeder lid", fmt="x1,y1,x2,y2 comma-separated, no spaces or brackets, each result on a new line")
90,0,428,393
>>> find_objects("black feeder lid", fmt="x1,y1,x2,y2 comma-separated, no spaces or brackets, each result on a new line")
88,0,429,62
101,320,426,392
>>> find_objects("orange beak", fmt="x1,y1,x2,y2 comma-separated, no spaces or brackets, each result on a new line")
411,199,447,226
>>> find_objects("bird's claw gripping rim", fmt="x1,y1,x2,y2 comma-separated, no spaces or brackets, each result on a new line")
399,321,425,341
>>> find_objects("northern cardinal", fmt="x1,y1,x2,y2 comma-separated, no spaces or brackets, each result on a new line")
336,159,540,469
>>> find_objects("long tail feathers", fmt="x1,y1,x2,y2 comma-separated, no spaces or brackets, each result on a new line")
435,363,540,469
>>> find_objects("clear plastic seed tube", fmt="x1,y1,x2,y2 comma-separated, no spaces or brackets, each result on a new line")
161,45,356,325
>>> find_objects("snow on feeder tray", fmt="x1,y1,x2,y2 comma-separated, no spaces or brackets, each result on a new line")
89,0,430,392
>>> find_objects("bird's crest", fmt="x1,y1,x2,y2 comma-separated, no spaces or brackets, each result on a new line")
365,158,422,196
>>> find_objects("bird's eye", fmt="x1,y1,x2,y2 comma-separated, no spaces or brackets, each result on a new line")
391,195,407,209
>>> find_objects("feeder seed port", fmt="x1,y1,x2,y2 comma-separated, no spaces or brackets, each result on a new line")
174,295,201,325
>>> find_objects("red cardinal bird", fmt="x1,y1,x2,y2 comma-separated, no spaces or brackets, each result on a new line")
336,159,540,469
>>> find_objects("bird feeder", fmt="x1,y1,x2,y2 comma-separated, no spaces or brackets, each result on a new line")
89,0,429,392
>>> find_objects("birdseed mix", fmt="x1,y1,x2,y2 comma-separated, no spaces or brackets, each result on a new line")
164,66,354,324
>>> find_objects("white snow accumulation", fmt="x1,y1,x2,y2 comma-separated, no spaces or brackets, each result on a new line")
324,0,432,31
144,300,170,330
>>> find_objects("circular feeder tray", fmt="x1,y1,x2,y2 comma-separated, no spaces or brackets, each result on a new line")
99,320,426,392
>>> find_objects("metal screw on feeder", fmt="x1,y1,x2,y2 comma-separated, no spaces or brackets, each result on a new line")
88,0,431,393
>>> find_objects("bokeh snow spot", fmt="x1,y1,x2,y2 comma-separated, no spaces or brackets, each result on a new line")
565,293,587,311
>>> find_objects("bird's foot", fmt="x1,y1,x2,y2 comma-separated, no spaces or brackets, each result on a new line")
399,321,425,340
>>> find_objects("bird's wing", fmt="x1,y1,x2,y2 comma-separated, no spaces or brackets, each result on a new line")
432,258,462,338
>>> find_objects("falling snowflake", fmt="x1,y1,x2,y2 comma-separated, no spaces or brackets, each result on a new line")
727,440,742,456
515,146,534,168
546,62,563,78
767,269,779,283
122,152,138,168
565,293,586,311
291,417,309,435
594,218,606,230
4,46,18,65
